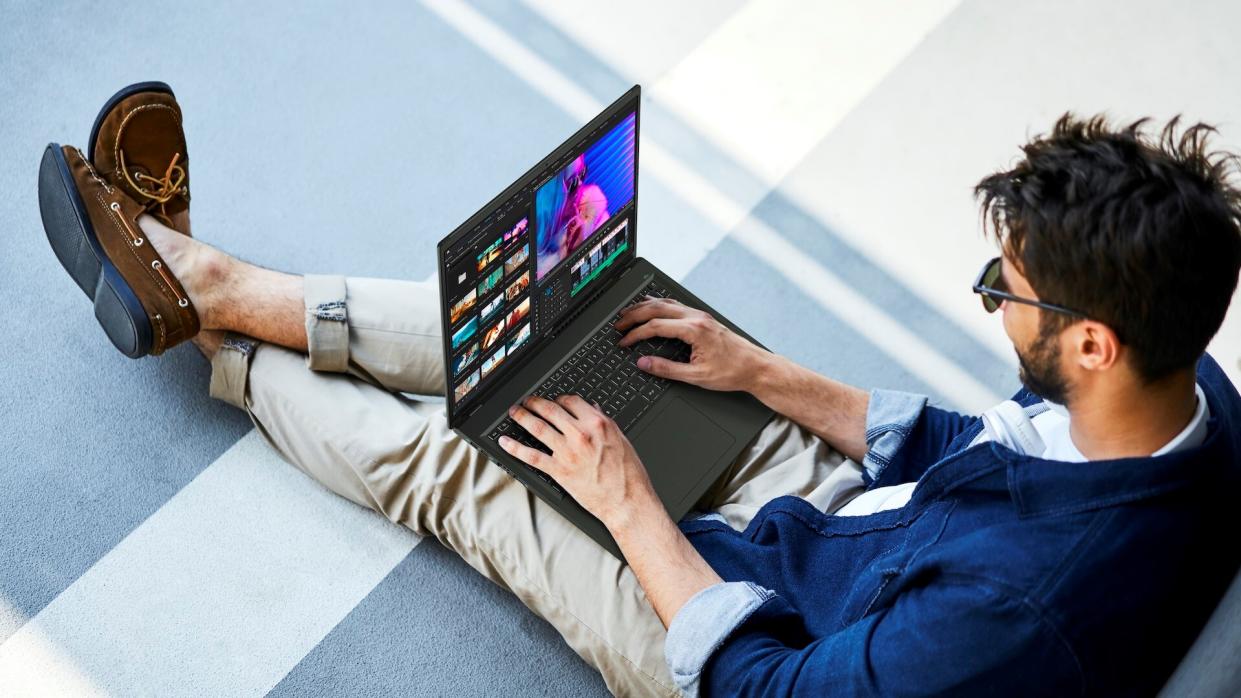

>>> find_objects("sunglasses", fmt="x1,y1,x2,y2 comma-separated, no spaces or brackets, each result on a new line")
972,257,1086,318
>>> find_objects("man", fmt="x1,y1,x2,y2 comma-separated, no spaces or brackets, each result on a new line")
39,83,1241,696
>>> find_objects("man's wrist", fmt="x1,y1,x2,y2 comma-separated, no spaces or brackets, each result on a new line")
604,486,669,544
746,349,787,399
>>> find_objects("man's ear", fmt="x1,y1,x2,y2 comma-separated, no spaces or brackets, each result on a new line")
1070,320,1122,372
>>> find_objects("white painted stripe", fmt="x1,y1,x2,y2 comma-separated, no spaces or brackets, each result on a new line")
652,0,962,187
420,0,1000,409
0,431,419,696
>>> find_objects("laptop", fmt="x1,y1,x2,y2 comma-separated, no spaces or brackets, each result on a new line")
437,85,773,559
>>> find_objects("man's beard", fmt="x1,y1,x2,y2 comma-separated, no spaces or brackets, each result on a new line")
1016,327,1071,405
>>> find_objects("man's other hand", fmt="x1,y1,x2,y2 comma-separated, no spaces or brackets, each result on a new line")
615,296,768,392
499,395,658,530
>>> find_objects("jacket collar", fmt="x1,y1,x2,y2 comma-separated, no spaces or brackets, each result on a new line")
917,361,1238,517
1001,414,1227,517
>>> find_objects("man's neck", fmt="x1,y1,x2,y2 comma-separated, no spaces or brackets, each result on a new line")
1066,368,1197,460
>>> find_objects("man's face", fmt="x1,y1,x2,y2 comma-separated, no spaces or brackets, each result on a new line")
997,256,1073,405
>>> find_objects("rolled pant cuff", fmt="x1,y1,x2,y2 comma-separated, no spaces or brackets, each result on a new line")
208,334,259,409
304,273,349,373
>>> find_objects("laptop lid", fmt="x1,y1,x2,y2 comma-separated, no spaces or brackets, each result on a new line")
437,86,642,427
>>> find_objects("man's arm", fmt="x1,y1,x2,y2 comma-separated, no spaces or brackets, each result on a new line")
615,297,870,461
747,354,870,463
500,395,722,627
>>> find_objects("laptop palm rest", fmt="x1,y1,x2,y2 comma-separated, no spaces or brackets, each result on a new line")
631,397,735,513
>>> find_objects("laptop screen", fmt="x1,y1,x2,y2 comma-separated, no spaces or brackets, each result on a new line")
438,87,640,423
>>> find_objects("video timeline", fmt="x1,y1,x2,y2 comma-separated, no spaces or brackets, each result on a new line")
569,218,628,297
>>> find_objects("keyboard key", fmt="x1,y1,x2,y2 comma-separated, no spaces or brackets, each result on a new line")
614,400,648,431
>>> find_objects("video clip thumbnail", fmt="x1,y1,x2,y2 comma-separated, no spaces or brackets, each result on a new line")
478,267,503,297
449,288,477,326
505,270,530,302
452,341,479,376
481,293,504,323
454,368,479,402
505,296,530,329
481,345,507,379
451,316,478,351
481,316,506,351
504,245,529,277
504,216,528,246
507,322,531,354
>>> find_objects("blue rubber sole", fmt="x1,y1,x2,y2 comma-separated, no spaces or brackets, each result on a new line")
38,144,153,358
86,81,174,161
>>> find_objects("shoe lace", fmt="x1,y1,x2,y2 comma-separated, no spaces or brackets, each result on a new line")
120,151,187,227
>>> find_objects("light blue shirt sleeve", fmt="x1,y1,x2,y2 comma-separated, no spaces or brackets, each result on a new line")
862,388,929,482
664,581,776,696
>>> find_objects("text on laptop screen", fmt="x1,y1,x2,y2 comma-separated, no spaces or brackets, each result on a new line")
441,105,638,414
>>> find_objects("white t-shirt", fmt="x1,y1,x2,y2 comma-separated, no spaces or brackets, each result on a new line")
835,384,1210,517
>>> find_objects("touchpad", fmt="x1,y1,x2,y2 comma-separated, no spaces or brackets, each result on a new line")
632,397,735,505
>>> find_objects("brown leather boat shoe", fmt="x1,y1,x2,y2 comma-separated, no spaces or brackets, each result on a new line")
38,144,200,357
88,81,192,236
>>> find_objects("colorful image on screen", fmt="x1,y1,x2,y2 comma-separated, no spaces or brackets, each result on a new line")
504,217,528,246
476,237,502,273
535,112,636,280
481,317,506,351
451,316,478,351
481,294,504,323
504,245,529,277
505,296,530,329
505,270,530,302
454,369,480,402
507,322,531,354
449,288,476,326
452,342,478,376
478,267,503,297
481,345,506,379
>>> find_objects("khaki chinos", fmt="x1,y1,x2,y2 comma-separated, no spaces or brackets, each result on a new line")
208,274,866,697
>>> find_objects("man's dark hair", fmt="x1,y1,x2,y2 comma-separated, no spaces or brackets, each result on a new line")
975,113,1241,382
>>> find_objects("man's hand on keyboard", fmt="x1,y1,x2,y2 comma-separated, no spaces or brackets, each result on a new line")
499,394,658,530
615,296,768,393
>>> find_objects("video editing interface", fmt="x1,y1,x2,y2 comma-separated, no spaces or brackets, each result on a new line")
443,108,637,412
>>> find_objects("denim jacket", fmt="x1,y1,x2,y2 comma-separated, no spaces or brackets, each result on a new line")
665,354,1241,696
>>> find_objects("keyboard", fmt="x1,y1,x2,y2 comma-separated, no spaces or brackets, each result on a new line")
488,280,692,493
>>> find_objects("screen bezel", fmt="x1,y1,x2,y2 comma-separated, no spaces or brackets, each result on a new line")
438,85,642,427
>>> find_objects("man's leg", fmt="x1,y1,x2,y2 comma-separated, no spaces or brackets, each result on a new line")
695,415,869,530
144,217,679,696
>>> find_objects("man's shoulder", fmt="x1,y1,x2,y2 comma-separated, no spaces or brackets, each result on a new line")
1198,353,1240,409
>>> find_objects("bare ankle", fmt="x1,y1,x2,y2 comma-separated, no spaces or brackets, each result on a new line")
191,246,237,330
193,329,226,358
